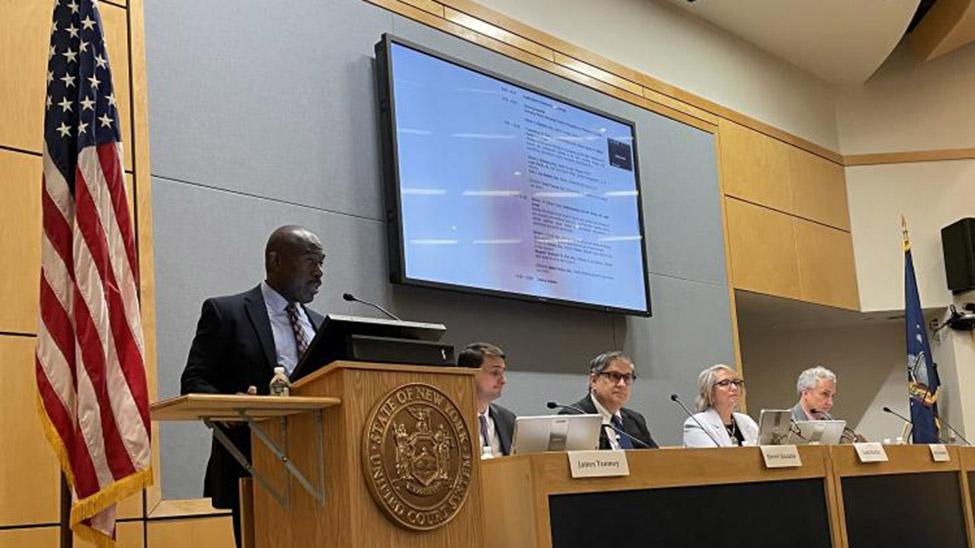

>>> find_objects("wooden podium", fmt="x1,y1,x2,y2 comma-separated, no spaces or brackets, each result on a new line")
249,361,484,548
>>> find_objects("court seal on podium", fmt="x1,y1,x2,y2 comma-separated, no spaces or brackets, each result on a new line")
362,382,474,530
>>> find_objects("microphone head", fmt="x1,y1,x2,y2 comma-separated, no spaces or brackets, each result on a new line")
882,406,892,413
545,401,558,409
342,292,355,302
669,393,679,402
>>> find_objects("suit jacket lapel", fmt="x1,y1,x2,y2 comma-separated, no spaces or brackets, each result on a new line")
302,305,324,331
705,408,733,446
244,285,276,371
621,410,643,444
490,405,511,455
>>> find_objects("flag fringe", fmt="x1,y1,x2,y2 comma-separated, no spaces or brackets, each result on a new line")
72,521,116,548
70,467,153,526
36,391,79,489
36,392,154,546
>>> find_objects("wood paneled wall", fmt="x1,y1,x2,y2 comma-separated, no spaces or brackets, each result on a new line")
0,0,214,544
719,120,859,310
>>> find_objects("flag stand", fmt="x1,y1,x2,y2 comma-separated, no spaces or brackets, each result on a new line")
60,473,73,548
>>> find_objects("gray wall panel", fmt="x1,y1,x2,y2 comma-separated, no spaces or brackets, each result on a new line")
638,119,727,285
147,0,733,498
626,274,736,383
145,0,393,220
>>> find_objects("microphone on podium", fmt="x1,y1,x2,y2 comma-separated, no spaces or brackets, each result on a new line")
342,292,401,321
670,393,721,447
882,406,912,425
935,412,973,446
545,401,651,449
883,405,972,445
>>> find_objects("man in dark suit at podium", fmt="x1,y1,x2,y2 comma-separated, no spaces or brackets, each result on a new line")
561,351,658,450
180,225,325,547
458,342,516,457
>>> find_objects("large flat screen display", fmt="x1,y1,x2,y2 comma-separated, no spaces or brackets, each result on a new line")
375,35,651,316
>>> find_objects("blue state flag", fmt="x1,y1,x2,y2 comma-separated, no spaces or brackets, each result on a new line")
904,229,940,443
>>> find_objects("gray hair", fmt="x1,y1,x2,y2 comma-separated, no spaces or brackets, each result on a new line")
796,366,836,396
695,364,741,412
588,351,634,376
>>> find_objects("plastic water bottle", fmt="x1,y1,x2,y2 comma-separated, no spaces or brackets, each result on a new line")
269,367,291,397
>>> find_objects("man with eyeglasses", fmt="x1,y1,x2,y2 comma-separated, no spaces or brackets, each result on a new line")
458,342,516,458
560,351,658,449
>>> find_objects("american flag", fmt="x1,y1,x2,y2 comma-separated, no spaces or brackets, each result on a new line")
36,0,152,544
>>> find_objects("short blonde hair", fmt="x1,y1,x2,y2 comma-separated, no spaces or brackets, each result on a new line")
695,364,742,412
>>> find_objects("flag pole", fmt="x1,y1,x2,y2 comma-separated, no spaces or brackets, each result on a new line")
60,473,73,548
901,214,910,250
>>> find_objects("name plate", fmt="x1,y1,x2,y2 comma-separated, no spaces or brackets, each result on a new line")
929,443,950,462
854,442,889,463
760,445,802,468
567,450,630,478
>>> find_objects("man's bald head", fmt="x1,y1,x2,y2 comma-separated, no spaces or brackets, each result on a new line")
264,225,324,304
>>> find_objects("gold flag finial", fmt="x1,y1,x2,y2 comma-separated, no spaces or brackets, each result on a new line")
901,214,911,251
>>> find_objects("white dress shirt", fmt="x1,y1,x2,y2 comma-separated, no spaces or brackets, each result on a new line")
260,282,316,375
589,393,625,450
478,408,503,458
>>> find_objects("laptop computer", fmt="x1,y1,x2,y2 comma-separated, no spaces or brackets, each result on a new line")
511,414,603,454
791,420,847,445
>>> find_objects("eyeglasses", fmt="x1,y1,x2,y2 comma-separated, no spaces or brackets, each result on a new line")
598,371,636,386
715,379,745,389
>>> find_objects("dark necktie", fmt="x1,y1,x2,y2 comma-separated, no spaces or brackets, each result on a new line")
611,415,633,449
479,413,491,449
285,302,309,358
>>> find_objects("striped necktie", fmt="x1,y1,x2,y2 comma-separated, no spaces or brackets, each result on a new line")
285,302,309,358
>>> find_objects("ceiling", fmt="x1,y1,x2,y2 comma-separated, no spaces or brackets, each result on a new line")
662,0,922,85
734,290,902,333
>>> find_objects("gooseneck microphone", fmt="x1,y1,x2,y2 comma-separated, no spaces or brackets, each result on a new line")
669,394,722,447
883,406,952,444
882,406,912,424
546,401,651,449
935,412,973,446
342,292,401,321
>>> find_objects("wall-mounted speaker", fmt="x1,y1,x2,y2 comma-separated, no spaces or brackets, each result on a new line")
941,218,975,294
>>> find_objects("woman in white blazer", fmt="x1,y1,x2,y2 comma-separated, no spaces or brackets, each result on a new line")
683,364,758,447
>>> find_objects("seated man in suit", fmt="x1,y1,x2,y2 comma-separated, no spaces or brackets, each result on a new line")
458,342,516,457
791,366,863,443
792,366,837,422
180,225,325,548
560,351,658,449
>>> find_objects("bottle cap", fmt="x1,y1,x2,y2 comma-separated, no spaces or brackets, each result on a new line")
274,366,285,374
